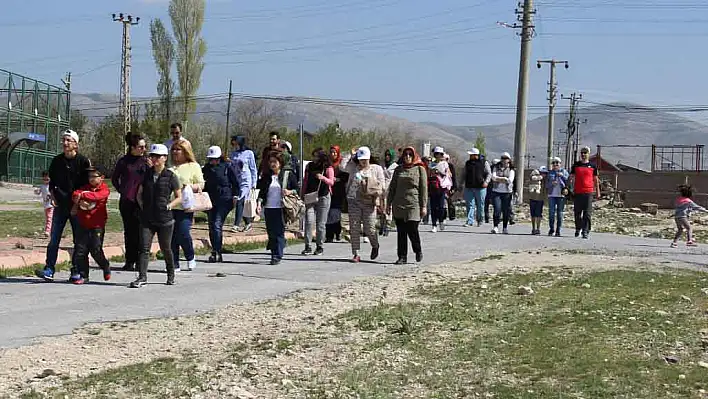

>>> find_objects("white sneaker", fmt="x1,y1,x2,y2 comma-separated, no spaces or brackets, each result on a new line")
186,259,197,271
491,227,498,234
363,237,369,244
502,228,509,235
431,226,438,233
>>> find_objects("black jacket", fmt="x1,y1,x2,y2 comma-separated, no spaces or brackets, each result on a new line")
202,160,239,202
48,153,91,211
257,168,300,206
464,159,491,189
140,168,180,226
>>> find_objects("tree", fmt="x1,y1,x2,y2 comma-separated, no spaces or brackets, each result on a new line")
233,99,285,154
150,18,176,127
69,109,88,134
88,115,126,175
169,0,207,126
474,132,486,157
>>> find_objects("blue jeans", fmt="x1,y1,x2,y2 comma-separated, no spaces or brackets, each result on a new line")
464,188,486,224
264,208,285,261
493,192,512,228
208,199,233,254
171,210,195,267
549,196,566,232
45,206,80,272
233,198,253,227
429,189,446,227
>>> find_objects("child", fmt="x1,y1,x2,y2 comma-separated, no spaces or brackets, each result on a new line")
34,171,53,237
527,166,548,235
671,184,708,248
70,167,111,284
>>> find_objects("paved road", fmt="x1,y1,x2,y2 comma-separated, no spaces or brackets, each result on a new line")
1,221,706,349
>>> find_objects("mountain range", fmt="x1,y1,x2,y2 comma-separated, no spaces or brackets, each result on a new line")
73,93,708,169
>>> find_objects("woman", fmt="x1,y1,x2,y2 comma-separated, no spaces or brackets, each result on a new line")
111,133,148,271
387,147,428,265
256,151,299,265
203,146,240,263
131,144,182,288
169,139,205,271
490,152,515,234
427,147,452,233
340,146,385,263
325,145,348,242
301,148,335,255
378,149,398,236
527,166,548,235
229,135,257,232
547,157,569,236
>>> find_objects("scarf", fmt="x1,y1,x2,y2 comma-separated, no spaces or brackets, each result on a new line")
330,145,342,169
400,146,426,169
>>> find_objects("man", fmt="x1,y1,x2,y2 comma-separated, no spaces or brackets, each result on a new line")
569,146,601,239
164,122,190,150
230,135,257,232
463,148,491,227
281,140,301,183
259,131,281,178
484,157,499,224
36,129,92,281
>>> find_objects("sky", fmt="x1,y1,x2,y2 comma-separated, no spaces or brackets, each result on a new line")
1,0,707,126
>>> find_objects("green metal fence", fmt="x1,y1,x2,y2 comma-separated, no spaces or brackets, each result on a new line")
0,68,69,183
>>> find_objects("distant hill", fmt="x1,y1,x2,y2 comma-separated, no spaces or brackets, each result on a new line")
72,94,708,167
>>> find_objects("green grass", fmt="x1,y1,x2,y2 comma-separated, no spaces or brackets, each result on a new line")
28,357,203,399
324,269,708,398
0,210,124,238
0,261,71,279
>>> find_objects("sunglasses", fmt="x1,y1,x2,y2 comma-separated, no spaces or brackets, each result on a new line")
149,154,163,158
552,161,560,164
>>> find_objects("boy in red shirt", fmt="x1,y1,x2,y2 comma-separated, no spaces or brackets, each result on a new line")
70,167,111,284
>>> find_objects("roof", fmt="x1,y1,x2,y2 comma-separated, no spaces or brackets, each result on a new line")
615,163,651,173
588,153,621,172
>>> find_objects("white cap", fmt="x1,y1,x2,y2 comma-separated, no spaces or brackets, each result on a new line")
493,159,500,164
206,145,222,159
433,146,444,154
356,146,371,160
62,129,79,144
501,152,511,159
283,141,293,152
467,148,480,155
149,143,169,156
552,157,562,164
539,166,548,173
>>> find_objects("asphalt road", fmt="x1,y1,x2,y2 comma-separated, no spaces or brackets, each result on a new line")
1,220,706,349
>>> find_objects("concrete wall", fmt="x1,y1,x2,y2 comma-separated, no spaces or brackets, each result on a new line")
605,171,708,208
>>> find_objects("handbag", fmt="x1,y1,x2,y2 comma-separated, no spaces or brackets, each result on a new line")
243,189,259,218
304,180,322,205
281,171,305,224
361,174,383,198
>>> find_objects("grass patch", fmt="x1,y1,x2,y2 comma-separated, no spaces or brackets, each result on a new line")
0,210,124,238
38,357,203,398
0,261,71,279
475,253,505,262
326,269,708,398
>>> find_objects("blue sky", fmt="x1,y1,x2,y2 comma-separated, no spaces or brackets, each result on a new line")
1,0,707,126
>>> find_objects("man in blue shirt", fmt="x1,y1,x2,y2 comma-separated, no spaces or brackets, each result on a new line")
229,135,257,232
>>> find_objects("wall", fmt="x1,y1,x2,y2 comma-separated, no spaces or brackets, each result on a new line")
605,171,708,208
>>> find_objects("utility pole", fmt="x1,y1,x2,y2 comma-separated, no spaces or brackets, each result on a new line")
225,79,233,150
511,0,535,203
113,13,140,136
537,59,568,168
562,92,582,166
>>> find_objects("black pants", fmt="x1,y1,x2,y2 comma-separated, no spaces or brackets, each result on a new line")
73,227,110,278
394,218,422,258
119,198,142,266
484,190,494,223
325,221,342,240
446,195,456,220
573,193,593,233
138,223,175,281
493,192,513,228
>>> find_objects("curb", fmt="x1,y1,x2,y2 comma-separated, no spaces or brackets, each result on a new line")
0,232,296,270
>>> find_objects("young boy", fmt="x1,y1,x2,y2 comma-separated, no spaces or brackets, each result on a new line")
70,167,111,284
34,171,54,237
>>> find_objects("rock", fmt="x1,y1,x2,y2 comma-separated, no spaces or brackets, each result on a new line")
581,283,591,289
678,374,686,380
664,355,680,364
698,361,708,369
701,288,708,296
655,310,669,316
228,387,255,399
517,286,534,296
680,295,692,302
281,378,296,389
35,369,58,379
480,284,488,290
640,203,659,216
628,207,642,213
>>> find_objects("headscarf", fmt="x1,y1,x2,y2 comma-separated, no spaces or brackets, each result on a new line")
400,146,425,169
384,148,396,168
330,145,342,169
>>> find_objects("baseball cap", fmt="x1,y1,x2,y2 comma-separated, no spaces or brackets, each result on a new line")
206,145,222,159
552,157,562,164
493,159,500,164
282,141,293,152
539,166,548,173
467,148,480,155
356,146,371,160
501,152,511,159
62,129,79,144
433,146,444,154
149,143,169,156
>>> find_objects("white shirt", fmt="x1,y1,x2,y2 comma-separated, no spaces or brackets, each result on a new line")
37,184,53,209
265,175,282,208
164,136,190,150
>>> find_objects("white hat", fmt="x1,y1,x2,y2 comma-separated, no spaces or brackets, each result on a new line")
433,146,444,154
149,143,169,156
206,145,222,159
62,129,79,144
501,152,511,159
283,141,293,152
356,146,371,160
467,148,480,155
552,157,562,164
539,166,548,173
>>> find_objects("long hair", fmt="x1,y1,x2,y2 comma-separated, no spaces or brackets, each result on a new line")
311,148,330,170
124,132,145,155
171,139,196,164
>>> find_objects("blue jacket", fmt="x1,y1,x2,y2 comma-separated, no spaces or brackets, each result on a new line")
229,137,257,190
546,169,569,190
202,160,240,203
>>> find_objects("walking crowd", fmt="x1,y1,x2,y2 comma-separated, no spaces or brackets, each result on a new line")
34,125,700,289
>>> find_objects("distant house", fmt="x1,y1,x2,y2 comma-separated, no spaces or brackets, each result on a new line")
616,163,651,173
588,153,621,173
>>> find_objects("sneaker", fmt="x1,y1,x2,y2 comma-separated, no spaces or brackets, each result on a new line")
270,258,281,265
363,237,370,244
166,275,175,285
324,238,334,243
174,266,181,272
582,232,589,239
314,247,324,255
69,273,82,283
491,227,499,234
502,228,509,235
186,259,197,271
351,255,361,263
548,229,555,236
217,253,223,263
208,253,218,263
415,252,423,263
439,222,445,232
231,225,240,233
129,277,147,288
103,268,112,282
463,223,470,227
575,230,581,238
72,277,86,285
476,221,482,227
687,241,698,247
243,224,253,233
35,268,54,282
370,247,379,260
555,231,561,237
301,247,313,256
670,242,678,248
431,226,438,233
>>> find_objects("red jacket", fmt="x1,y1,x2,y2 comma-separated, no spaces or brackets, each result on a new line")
73,182,110,229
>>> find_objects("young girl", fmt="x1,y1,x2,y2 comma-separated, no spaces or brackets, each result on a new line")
671,184,708,248
35,171,53,237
